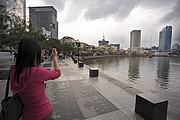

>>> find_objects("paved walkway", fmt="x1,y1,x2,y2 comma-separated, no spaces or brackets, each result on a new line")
45,58,144,120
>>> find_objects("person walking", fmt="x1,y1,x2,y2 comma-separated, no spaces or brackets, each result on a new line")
9,37,61,120
13,51,17,61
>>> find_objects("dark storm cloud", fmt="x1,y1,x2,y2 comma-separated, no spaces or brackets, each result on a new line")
159,0,180,43
42,0,142,21
83,0,141,21
42,0,177,22
160,0,180,23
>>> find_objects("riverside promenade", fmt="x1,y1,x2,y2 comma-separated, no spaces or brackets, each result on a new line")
0,52,170,120
46,58,146,120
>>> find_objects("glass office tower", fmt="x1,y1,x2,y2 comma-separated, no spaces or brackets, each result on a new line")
29,6,58,39
159,26,172,50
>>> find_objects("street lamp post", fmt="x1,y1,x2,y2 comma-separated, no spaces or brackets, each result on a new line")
78,48,79,64
76,42,80,64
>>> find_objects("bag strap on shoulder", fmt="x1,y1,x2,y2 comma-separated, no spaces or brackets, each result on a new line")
5,66,12,98
5,71,10,98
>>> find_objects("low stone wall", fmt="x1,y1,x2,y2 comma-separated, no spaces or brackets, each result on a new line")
80,55,126,61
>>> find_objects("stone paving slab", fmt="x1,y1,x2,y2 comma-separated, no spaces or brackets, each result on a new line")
52,99,84,120
71,84,100,99
85,110,130,120
77,95,118,119
121,105,145,120
68,79,89,87
61,68,78,76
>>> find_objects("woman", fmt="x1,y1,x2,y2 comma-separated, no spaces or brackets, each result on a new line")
10,38,61,120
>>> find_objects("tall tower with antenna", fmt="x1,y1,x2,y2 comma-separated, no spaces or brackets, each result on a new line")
98,29,109,46
102,29,105,40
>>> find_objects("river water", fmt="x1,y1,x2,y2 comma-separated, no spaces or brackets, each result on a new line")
84,56,180,119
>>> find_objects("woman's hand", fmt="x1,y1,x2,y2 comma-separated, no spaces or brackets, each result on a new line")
51,48,58,58
51,48,60,70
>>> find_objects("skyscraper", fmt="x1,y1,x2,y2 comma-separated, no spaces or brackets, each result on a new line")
98,39,109,47
159,26,172,50
130,30,141,50
98,35,109,47
29,6,58,39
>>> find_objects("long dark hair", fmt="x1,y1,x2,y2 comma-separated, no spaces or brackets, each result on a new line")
14,37,42,83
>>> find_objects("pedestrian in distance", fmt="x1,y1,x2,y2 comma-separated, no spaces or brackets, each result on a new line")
58,52,63,60
10,37,61,120
13,51,17,61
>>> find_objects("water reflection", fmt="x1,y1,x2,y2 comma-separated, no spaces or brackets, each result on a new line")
156,57,170,89
128,57,140,84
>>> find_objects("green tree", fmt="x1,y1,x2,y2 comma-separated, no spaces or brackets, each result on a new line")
0,5,47,51
0,5,11,48
42,38,60,50
0,5,27,50
27,23,47,42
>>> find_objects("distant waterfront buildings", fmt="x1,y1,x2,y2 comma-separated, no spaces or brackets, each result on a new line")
29,6,58,39
130,30,141,50
172,44,180,50
98,35,109,47
159,26,172,51
110,44,120,51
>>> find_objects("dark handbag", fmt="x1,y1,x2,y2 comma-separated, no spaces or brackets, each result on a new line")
0,71,23,120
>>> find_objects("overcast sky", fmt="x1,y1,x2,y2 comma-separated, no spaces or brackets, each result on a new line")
26,0,180,49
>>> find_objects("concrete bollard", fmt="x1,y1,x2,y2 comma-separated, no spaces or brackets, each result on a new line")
74,59,77,63
135,92,168,120
78,62,84,67
89,68,99,77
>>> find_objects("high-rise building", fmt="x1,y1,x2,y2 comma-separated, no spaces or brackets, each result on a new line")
98,39,109,46
98,34,109,47
130,30,141,50
159,26,172,50
29,6,58,39
0,0,26,21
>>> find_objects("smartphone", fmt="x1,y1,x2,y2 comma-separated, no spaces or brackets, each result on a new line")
52,48,56,53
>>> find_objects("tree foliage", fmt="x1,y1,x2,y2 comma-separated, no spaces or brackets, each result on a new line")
42,39,75,56
0,5,76,54
0,5,47,50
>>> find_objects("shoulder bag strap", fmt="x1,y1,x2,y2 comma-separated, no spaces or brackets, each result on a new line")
5,70,10,98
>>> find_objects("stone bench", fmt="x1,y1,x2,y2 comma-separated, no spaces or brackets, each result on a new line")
78,62,84,67
89,68,99,77
135,92,168,120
